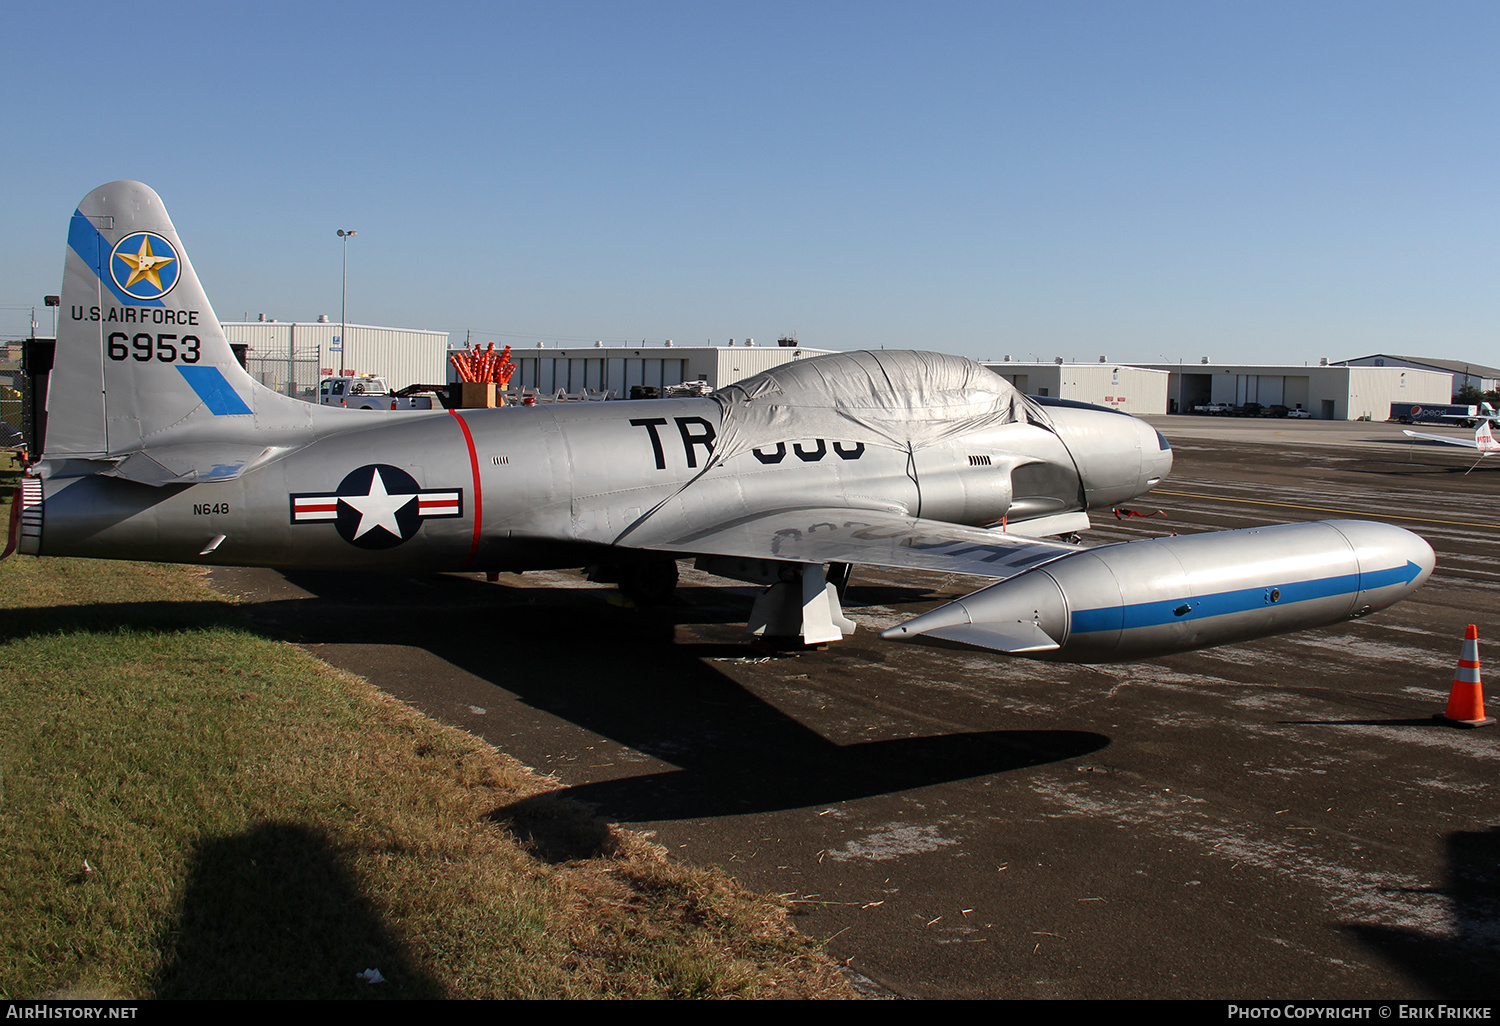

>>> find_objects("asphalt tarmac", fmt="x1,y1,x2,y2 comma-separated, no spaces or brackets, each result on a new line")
210,416,1500,1000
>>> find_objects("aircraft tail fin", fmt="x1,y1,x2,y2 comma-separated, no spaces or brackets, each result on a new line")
1476,421,1499,453
48,181,321,465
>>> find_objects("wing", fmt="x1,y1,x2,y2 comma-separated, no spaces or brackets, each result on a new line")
621,505,1083,581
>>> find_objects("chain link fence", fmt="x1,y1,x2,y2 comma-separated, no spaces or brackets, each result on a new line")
245,353,321,399
1,374,22,449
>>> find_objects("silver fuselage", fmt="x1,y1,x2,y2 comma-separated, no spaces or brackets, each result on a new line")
29,398,1170,572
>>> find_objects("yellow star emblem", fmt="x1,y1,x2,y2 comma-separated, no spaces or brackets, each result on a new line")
116,235,176,291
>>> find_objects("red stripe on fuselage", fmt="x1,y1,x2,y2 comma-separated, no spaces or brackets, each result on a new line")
449,410,483,567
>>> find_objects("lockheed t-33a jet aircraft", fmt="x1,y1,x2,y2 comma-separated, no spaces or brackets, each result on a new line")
3,181,1435,662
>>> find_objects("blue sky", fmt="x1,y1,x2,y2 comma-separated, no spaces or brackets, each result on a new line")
4,1,1497,368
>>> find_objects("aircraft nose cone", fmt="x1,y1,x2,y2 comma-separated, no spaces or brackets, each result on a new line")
1141,422,1173,490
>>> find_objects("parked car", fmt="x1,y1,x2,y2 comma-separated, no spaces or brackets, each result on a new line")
1285,407,1312,419
314,375,437,410
1194,402,1233,415
1260,404,1290,418
1234,403,1265,417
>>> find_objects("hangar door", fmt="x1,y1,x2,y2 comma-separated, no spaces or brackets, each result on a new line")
1178,373,1211,410
1236,374,1287,406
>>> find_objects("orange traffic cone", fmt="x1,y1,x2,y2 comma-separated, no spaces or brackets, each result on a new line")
1436,625,1495,728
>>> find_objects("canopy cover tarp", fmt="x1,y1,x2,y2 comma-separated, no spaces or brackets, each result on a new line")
709,350,1042,465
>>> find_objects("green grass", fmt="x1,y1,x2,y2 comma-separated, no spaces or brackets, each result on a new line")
0,456,855,999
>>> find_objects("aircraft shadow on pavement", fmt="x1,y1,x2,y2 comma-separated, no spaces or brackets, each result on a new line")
841,583,944,606
1280,717,1480,728
493,727,1108,824
236,570,1110,824
1351,461,1499,478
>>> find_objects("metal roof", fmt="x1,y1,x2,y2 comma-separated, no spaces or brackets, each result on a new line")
1332,354,1500,378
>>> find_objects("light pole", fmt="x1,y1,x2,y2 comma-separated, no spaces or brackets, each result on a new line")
337,229,357,374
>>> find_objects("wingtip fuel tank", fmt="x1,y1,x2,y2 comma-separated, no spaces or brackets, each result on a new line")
882,520,1434,662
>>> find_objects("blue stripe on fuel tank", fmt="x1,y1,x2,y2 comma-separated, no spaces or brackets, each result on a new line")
1070,561,1425,635
177,366,253,415
68,211,165,308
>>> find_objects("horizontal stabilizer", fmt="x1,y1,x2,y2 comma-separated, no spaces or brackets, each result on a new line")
100,444,290,486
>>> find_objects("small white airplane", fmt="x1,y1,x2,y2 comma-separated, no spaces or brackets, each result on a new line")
1403,421,1500,473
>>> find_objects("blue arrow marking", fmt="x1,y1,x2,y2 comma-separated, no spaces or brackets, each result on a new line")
1071,562,1424,635
69,211,166,308
177,366,253,416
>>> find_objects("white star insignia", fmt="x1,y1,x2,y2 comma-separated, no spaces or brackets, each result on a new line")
339,468,415,540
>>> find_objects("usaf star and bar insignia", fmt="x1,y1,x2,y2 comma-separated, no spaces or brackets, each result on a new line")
291,464,462,550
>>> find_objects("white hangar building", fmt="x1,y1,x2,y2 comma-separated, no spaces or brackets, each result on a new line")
223,319,450,398
1132,360,1452,419
506,341,834,396
1330,355,1500,400
982,360,1169,417
225,321,830,400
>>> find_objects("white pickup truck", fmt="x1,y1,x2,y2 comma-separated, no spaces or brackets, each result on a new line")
315,375,437,410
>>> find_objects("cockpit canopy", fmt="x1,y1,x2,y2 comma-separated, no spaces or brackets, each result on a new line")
710,350,1046,464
